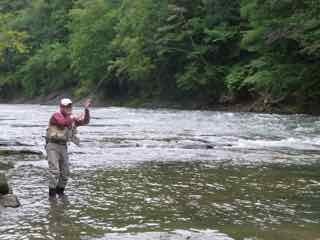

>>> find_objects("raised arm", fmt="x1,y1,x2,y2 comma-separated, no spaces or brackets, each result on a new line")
74,108,90,126
74,99,91,127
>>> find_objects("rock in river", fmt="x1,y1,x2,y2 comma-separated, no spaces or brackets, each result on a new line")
0,194,20,208
0,149,43,156
0,172,20,208
0,172,9,195
0,160,14,170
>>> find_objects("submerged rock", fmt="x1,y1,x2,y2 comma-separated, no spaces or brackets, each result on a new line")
0,194,20,208
0,139,33,147
0,172,9,195
0,149,43,156
0,160,14,170
180,144,215,150
0,172,21,208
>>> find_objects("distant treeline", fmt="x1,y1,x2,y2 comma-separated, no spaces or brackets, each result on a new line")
0,0,319,111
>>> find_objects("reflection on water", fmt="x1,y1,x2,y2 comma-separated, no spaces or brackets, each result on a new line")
0,104,320,240
2,162,320,240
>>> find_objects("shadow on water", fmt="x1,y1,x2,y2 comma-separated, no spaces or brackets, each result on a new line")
44,197,106,240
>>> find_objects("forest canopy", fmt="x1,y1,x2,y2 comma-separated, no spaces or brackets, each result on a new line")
0,0,319,112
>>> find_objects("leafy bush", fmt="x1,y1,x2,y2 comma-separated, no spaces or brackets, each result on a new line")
18,42,74,96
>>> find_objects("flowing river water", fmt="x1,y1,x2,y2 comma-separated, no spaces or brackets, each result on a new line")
0,104,319,240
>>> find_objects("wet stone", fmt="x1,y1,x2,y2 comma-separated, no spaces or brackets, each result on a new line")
0,140,33,147
0,172,9,195
180,144,215,150
0,160,14,170
0,149,43,156
0,194,21,208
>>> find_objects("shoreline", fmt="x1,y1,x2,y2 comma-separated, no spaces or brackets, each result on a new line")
0,93,317,116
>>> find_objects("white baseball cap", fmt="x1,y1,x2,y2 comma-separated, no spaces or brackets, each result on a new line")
60,98,73,106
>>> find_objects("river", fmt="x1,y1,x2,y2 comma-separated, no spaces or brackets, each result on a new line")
0,104,319,240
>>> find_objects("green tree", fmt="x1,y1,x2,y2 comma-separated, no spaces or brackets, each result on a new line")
18,42,75,96
227,0,320,109
0,13,28,98
69,0,119,97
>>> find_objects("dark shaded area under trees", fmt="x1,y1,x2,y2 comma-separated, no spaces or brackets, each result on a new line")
0,0,319,113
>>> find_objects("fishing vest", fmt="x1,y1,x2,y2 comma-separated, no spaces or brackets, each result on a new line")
46,125,80,146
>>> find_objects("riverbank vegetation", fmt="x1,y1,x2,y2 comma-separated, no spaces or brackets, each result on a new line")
0,0,319,113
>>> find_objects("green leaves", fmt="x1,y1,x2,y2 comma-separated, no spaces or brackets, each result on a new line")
177,63,227,97
230,0,320,107
19,42,74,96
69,0,118,95
0,0,318,112
0,14,28,62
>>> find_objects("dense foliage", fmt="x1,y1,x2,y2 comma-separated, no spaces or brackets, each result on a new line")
0,0,319,111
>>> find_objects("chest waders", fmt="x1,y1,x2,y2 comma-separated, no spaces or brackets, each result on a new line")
45,125,80,198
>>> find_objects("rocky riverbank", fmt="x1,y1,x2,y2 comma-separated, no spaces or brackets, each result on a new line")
0,149,43,208
0,160,20,208
1,90,316,115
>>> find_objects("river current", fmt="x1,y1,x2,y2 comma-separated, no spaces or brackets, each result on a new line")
0,104,319,240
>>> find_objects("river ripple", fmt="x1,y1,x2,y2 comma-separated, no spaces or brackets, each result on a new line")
0,104,319,240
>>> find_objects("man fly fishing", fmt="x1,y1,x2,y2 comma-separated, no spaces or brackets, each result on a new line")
45,98,91,198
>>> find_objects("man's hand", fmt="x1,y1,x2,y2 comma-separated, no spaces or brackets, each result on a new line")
83,99,92,109
71,113,84,121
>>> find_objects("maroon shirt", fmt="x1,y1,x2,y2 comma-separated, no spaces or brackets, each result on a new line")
50,109,90,128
